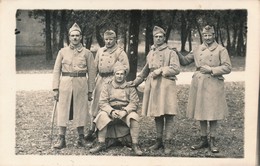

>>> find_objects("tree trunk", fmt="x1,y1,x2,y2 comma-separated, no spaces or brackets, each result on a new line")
126,10,141,81
96,24,105,47
165,11,177,43
219,28,225,47
58,10,66,50
52,11,58,55
188,29,192,52
145,10,153,56
225,23,231,54
236,20,244,56
180,12,189,52
231,24,238,53
45,10,52,60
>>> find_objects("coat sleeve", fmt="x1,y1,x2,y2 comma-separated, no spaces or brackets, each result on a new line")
161,50,180,77
123,87,139,114
118,50,130,74
177,51,194,66
211,48,232,76
52,50,63,90
86,50,96,92
94,49,100,74
99,84,114,115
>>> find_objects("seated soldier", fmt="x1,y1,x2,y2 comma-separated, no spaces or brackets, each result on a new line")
89,62,143,156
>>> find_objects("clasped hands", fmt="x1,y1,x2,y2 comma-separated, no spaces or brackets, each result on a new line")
200,65,212,74
110,109,127,119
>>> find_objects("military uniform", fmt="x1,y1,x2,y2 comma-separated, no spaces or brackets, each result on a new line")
91,44,129,117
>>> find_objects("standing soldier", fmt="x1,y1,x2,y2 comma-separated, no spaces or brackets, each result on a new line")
176,25,232,153
52,23,96,149
85,30,130,141
129,26,180,155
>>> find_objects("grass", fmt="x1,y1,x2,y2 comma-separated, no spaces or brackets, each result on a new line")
15,82,244,157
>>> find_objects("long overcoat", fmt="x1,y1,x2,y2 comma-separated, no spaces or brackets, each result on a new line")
94,80,139,138
52,44,96,127
136,43,180,117
91,44,129,117
178,41,232,120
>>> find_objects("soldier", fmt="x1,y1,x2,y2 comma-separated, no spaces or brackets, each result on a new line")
85,30,130,141
52,23,96,149
89,62,142,156
176,25,232,153
129,26,180,155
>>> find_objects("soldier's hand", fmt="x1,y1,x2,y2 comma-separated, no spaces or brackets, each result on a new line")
111,110,119,119
88,92,93,101
117,110,127,119
151,68,162,78
126,81,135,87
200,65,212,74
53,90,59,101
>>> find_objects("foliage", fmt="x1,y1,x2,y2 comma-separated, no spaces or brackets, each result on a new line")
15,82,244,157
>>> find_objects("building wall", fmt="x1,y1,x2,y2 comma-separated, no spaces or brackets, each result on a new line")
16,10,45,56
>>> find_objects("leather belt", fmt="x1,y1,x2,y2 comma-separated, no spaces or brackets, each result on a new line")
99,72,113,77
62,72,86,77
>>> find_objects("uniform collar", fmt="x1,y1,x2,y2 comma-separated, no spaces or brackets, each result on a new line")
201,41,218,51
111,80,127,89
151,43,167,51
69,43,83,52
104,44,118,54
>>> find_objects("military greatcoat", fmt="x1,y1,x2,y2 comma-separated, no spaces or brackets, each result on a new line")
91,44,129,117
52,44,96,127
136,43,180,117
178,41,232,120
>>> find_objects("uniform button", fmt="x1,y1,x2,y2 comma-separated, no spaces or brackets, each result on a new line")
210,54,213,56
209,60,212,62
160,55,162,57
108,61,110,63
200,54,202,56
199,59,202,61
110,56,112,58
101,59,103,61
102,54,104,56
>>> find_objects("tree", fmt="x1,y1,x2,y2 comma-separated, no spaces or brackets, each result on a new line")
45,10,52,60
126,10,141,81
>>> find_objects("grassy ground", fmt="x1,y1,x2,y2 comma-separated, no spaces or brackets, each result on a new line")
16,54,245,74
16,82,244,157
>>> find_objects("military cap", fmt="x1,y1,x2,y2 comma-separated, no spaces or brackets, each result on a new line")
69,23,81,34
153,26,166,36
113,61,126,73
202,25,215,34
104,30,116,38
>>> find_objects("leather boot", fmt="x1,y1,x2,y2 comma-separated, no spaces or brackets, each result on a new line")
132,144,143,156
191,136,208,150
77,134,86,147
210,137,219,153
149,138,164,150
89,142,106,153
54,135,66,149
164,139,172,155
84,130,96,141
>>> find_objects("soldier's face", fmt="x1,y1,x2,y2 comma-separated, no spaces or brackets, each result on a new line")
104,36,116,48
203,33,215,45
114,70,126,83
69,31,82,46
153,33,165,46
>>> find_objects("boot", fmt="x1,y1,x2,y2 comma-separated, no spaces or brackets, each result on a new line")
77,134,86,147
132,144,143,156
54,135,66,149
191,136,208,150
89,142,106,153
164,139,172,155
149,138,164,150
84,130,96,141
210,137,219,153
